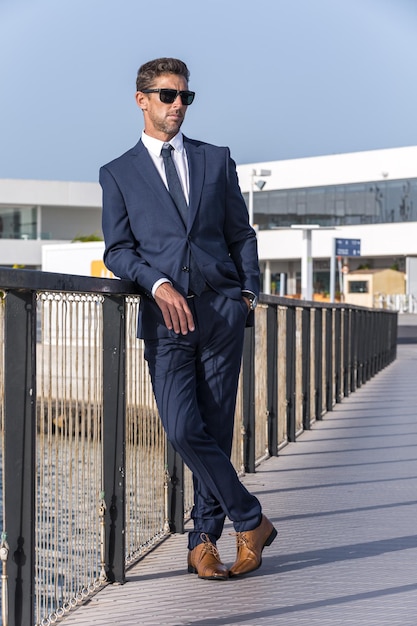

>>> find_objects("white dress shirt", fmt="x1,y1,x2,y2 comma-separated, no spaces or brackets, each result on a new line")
141,131,190,202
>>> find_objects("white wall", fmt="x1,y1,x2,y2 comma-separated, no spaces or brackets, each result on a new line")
42,242,107,277
0,179,101,207
0,239,70,266
237,145,417,192
257,222,417,261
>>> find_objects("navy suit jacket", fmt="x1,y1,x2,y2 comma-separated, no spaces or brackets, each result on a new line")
100,136,260,338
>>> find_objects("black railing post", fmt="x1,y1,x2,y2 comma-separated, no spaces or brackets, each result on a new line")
242,326,256,472
314,307,323,420
102,295,127,584
301,306,311,429
361,309,368,385
391,312,398,363
334,307,342,403
377,311,386,371
4,290,37,626
392,311,398,361
369,310,374,379
369,310,376,378
362,309,368,383
350,309,357,393
360,310,365,380
343,308,350,398
166,443,185,533
325,307,333,411
266,304,278,455
286,306,296,441
356,309,364,388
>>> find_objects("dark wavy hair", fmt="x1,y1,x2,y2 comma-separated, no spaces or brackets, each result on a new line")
136,58,190,91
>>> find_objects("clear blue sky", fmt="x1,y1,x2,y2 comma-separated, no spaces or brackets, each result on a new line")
1,0,417,182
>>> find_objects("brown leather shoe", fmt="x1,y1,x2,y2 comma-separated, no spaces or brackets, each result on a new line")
187,533,229,580
229,515,277,577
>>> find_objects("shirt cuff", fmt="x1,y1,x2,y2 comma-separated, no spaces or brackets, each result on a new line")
152,278,172,298
241,289,257,298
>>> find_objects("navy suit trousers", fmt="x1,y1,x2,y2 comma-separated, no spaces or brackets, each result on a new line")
143,290,262,549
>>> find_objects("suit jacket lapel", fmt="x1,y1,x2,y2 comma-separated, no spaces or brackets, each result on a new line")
131,137,204,232
184,137,204,231
131,140,186,227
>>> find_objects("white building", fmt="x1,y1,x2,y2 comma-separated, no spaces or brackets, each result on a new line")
0,178,101,268
1,145,417,305
236,145,417,300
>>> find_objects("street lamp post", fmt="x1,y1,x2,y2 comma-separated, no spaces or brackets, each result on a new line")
248,168,271,226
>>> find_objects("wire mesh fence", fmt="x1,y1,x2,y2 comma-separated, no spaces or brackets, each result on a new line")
124,296,168,563
35,293,106,624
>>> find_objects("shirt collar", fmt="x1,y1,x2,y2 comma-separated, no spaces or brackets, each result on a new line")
141,131,184,157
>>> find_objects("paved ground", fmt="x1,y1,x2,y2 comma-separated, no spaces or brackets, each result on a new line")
397,313,417,343
63,344,417,626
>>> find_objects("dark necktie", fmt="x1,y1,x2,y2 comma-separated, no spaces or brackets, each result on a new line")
161,143,205,295
161,143,188,225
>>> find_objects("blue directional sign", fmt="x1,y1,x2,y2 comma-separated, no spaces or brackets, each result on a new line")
335,238,361,257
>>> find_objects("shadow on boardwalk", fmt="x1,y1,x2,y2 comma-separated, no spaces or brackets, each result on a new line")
63,344,417,626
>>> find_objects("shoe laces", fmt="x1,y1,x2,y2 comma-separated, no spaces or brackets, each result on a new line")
230,531,249,547
200,533,221,559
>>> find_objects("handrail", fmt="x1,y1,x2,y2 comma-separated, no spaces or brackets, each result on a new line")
0,266,137,295
0,266,398,311
0,267,398,625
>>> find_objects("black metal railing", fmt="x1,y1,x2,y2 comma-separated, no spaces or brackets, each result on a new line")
0,267,397,626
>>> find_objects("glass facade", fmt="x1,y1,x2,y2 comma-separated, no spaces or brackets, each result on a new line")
247,177,417,230
0,206,37,239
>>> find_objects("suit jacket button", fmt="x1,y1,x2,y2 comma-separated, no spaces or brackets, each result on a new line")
182,266,190,272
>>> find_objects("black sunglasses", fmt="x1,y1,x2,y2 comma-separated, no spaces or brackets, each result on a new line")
141,88,195,105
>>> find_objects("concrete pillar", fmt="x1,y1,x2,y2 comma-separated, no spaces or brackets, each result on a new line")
263,260,271,294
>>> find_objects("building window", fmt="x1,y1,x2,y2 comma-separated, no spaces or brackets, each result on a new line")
349,281,369,293
0,206,37,239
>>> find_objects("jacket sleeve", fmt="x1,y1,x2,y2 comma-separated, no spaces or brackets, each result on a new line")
100,164,167,296
223,149,260,297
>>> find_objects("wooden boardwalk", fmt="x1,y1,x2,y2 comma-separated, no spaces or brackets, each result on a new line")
62,344,417,626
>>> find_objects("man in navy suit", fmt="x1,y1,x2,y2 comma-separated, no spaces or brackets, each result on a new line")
100,58,276,579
